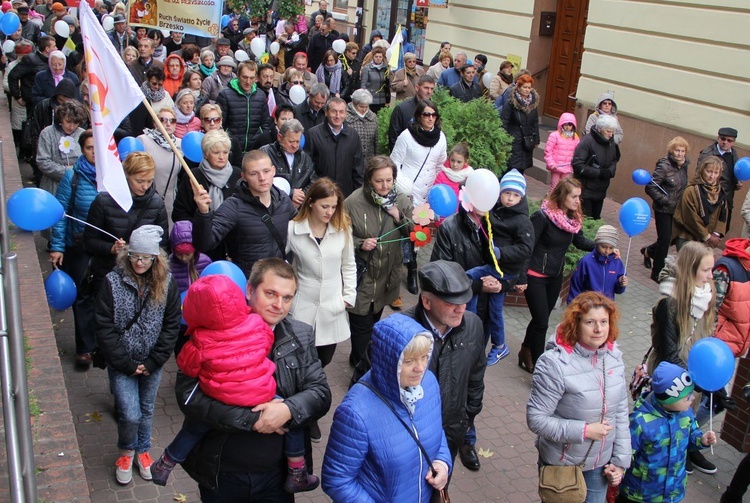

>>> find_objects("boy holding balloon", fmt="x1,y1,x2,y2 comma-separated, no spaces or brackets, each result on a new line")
618,362,717,503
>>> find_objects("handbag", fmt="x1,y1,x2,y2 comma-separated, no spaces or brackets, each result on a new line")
538,357,606,503
358,381,450,503
628,346,653,401
91,291,151,370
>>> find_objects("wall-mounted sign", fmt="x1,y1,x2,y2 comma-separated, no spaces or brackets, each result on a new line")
417,0,447,7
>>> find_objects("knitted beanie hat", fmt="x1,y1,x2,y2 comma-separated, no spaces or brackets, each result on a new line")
595,225,618,247
129,225,163,256
652,362,694,405
499,169,526,196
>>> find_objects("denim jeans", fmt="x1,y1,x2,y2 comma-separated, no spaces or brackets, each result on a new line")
108,366,163,452
582,467,609,503
199,469,293,503
466,264,514,348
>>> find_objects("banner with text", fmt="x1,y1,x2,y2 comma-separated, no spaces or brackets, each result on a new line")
126,0,222,39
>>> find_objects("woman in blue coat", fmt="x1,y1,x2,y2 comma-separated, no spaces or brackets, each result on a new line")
322,314,451,502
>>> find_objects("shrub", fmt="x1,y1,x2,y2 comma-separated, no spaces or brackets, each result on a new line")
377,88,513,176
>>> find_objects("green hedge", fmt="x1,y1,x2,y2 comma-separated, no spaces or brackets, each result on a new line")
377,88,513,176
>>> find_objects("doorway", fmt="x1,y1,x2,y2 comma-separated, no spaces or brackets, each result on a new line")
543,0,589,118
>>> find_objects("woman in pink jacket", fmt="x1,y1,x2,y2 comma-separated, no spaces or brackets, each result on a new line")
544,112,580,191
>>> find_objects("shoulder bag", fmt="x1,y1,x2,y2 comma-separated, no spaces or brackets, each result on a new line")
91,291,151,370
358,380,450,503
538,357,606,503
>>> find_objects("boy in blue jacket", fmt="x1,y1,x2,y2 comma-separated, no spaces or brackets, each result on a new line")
618,362,716,503
567,224,627,304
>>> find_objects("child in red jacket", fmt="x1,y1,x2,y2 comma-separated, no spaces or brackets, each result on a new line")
149,275,318,493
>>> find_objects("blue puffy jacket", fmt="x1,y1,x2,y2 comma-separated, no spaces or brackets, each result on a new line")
567,248,626,304
50,159,98,252
322,315,452,502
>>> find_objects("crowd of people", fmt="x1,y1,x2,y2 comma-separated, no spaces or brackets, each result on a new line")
6,0,750,501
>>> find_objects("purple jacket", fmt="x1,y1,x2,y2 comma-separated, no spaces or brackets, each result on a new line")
567,249,626,304
170,220,212,293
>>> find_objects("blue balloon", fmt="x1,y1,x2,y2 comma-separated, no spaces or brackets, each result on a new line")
221,14,231,29
180,290,188,325
299,133,305,150
117,136,144,161
631,169,652,186
1,12,20,36
428,184,458,218
688,338,734,392
734,157,750,182
200,260,246,293
182,131,204,163
618,197,651,237
7,187,64,231
45,270,77,310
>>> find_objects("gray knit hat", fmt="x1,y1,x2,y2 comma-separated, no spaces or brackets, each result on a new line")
129,225,163,256
594,224,618,247
216,55,237,69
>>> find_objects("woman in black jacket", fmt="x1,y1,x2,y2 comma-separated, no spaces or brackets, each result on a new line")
95,224,180,485
518,177,595,371
500,74,539,174
642,136,690,282
572,114,621,220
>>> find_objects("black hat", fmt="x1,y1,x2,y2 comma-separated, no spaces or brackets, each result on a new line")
53,78,77,100
718,127,738,138
418,260,473,305
216,37,230,45
17,6,29,13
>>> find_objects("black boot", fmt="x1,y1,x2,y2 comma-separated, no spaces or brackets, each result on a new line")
407,262,418,294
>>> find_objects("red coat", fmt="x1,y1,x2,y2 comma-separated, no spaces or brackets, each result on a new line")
178,275,277,406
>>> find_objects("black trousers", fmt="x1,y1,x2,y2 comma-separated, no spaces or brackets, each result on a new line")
722,452,750,502
316,343,337,368
199,468,293,503
582,197,604,220
348,304,384,367
523,274,564,364
645,211,673,282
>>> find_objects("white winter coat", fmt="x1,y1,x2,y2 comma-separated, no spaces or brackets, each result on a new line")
286,218,357,346
390,128,447,207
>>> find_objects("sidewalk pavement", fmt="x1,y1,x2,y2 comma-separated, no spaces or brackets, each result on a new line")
29,169,746,501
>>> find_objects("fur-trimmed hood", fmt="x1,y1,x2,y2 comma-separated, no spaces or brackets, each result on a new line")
508,86,539,113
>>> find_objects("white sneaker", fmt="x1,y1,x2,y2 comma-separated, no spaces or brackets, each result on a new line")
115,454,133,484
135,451,154,481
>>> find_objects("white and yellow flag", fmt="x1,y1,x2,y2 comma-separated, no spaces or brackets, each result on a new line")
388,25,403,69
80,0,145,212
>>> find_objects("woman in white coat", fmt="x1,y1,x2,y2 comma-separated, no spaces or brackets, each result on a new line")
286,176,357,367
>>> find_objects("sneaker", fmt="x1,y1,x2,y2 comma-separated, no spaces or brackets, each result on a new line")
135,451,154,481
284,466,320,493
685,457,694,474
487,344,510,366
309,421,322,443
150,453,176,486
115,454,133,485
689,451,717,474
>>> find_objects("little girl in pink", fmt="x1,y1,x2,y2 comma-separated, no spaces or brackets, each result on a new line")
544,113,580,191
434,143,474,199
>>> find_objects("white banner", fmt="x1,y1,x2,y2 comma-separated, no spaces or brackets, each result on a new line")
128,0,223,39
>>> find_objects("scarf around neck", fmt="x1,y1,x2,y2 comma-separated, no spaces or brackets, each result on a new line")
141,80,166,102
144,128,177,150
691,283,713,319
76,154,96,180
440,162,473,183
175,107,195,125
541,199,582,234
408,122,441,148
200,158,234,211
199,63,216,77
368,185,398,211
399,385,424,416
316,61,342,95
692,172,721,204
499,71,513,85
514,89,532,107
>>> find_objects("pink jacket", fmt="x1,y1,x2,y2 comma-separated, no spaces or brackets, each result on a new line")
177,275,277,407
174,117,202,139
434,162,473,200
544,112,580,175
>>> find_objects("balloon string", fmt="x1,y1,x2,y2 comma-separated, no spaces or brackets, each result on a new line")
624,237,632,274
64,214,120,242
377,219,412,240
650,180,668,196
377,237,411,244
709,393,714,455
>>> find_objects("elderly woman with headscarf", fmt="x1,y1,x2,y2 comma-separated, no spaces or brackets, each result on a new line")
31,49,79,106
345,89,378,163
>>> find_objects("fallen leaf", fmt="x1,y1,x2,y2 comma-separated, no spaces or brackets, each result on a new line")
84,411,103,423
477,447,494,458
174,494,187,502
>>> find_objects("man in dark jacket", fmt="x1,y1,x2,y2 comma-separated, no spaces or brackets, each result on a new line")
294,82,328,144
260,119,316,208
307,97,364,197
306,17,337,73
192,150,295,277
388,75,435,150
18,6,40,45
127,37,164,86
107,14,137,56
8,35,56,117
697,127,741,231
403,260,486,476
308,0,332,28
217,61,274,155
176,258,332,501
449,64,482,103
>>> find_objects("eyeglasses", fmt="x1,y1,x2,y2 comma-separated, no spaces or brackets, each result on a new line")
203,117,221,124
421,112,438,118
159,117,177,124
291,81,304,85
719,136,736,143
127,253,156,263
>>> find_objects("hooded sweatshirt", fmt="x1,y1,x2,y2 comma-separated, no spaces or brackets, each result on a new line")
544,112,580,175
567,247,626,304
714,238,750,356
163,54,186,98
584,92,623,145
168,220,212,293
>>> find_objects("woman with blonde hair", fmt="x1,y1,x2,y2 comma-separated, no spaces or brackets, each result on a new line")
122,45,139,65
138,107,182,224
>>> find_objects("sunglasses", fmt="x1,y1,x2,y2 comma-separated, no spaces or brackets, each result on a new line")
127,253,156,263
159,117,177,124
719,136,735,143
291,81,304,85
203,117,221,124
421,112,438,118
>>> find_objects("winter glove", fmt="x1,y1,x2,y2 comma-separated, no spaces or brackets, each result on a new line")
599,169,611,180
713,388,737,414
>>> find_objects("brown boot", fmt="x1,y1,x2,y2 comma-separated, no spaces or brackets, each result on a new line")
390,296,404,309
518,346,534,374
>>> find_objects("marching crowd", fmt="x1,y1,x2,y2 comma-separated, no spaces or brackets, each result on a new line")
3,0,750,501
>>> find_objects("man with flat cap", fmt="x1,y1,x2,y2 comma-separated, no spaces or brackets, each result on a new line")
698,127,741,230
402,260,486,476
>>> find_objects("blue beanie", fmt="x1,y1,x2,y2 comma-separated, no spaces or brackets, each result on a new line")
499,169,526,197
651,362,694,405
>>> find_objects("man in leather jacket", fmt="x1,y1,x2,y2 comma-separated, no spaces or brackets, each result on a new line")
175,258,331,501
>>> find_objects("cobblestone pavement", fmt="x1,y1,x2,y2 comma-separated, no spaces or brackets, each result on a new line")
38,174,745,502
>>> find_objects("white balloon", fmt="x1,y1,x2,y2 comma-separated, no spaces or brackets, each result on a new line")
395,175,413,196
289,84,306,105
332,39,346,54
234,49,249,62
54,20,70,39
482,72,493,89
2,39,14,54
250,38,265,58
464,168,500,212
273,176,291,196
101,15,114,31
269,41,280,55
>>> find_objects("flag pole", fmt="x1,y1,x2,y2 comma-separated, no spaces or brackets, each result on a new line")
140,98,203,192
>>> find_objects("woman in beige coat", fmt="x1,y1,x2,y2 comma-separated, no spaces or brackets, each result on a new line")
286,177,357,368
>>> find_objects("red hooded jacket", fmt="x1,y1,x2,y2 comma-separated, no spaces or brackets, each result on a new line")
715,238,750,357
